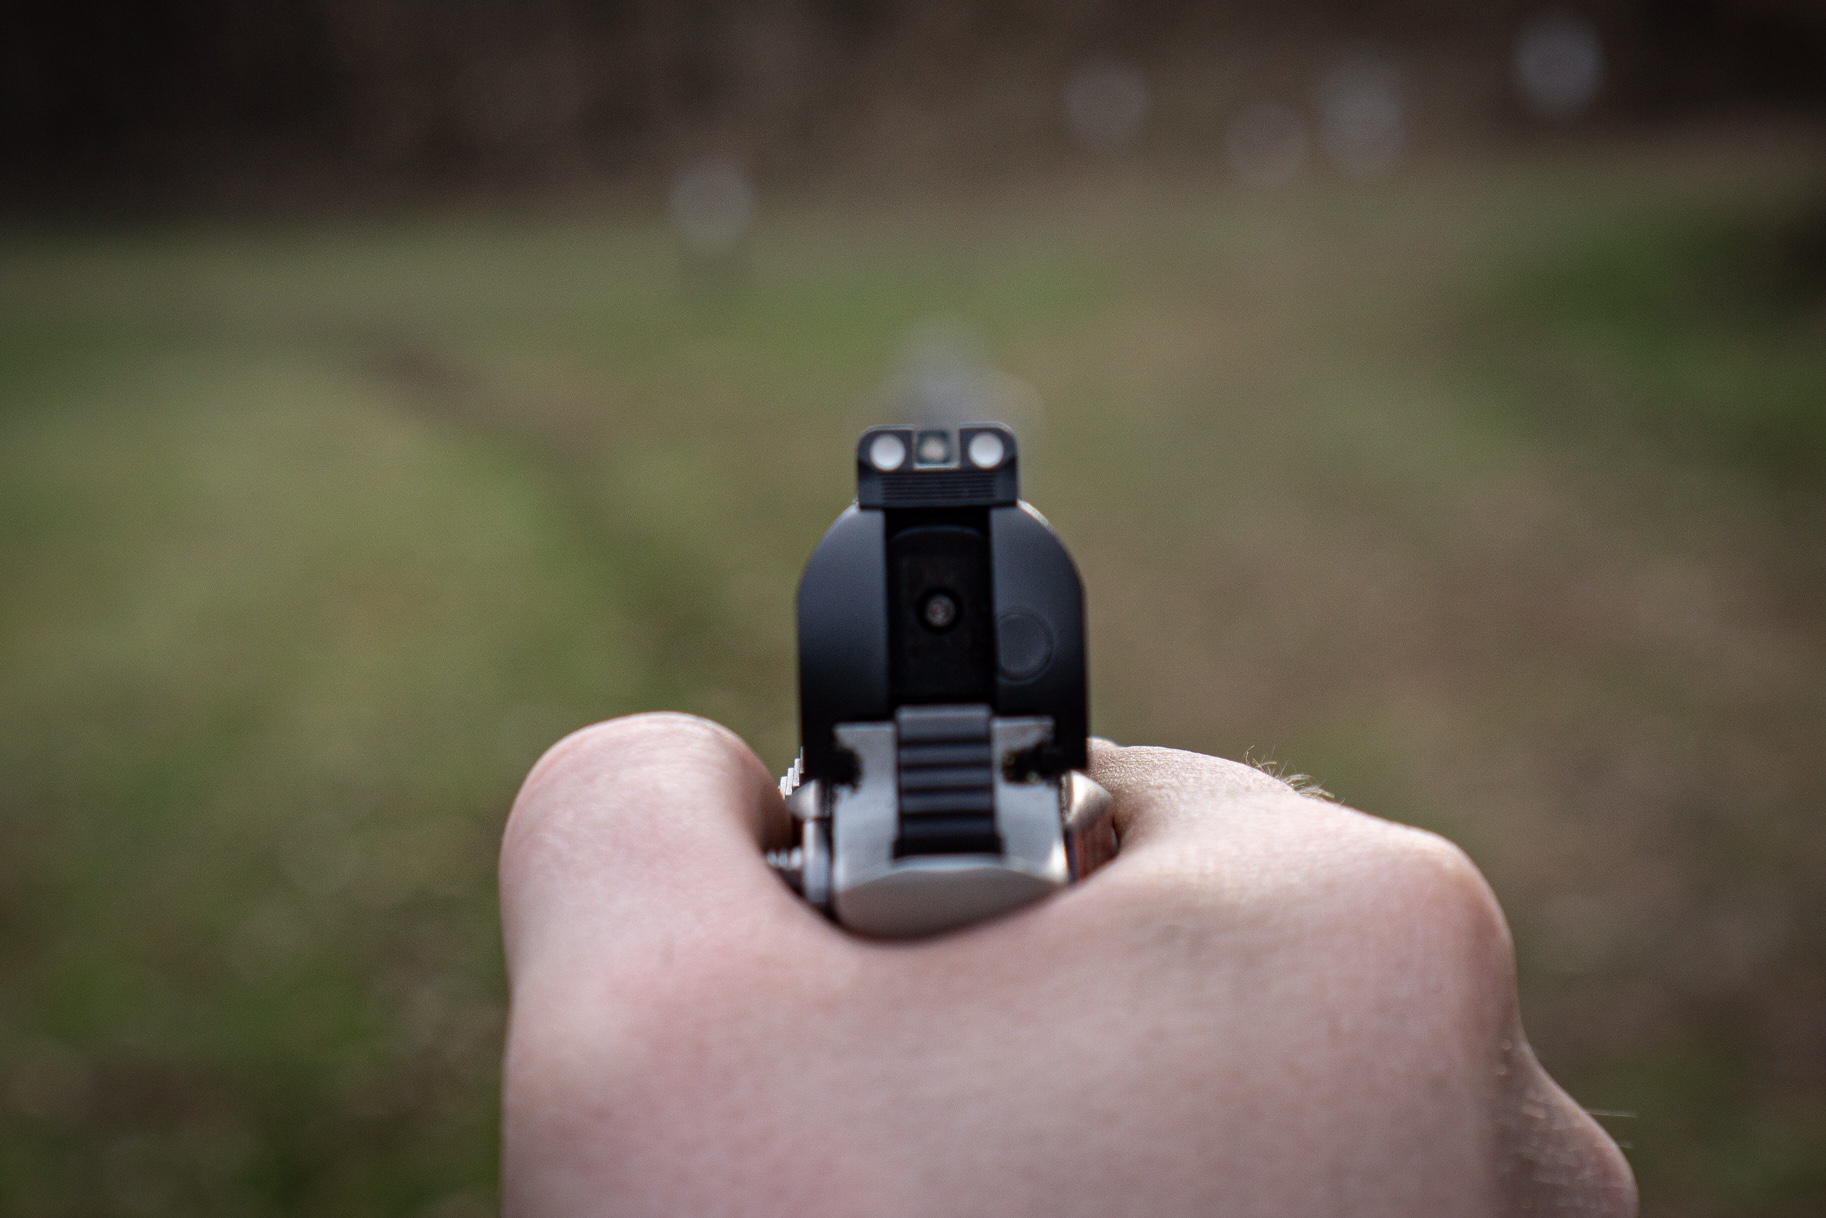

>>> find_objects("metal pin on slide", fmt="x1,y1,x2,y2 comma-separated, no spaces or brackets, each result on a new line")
771,425,1114,937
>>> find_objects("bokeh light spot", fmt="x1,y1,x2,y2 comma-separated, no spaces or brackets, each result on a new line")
669,158,756,256
1064,60,1150,154
1319,54,1406,179
1512,12,1605,121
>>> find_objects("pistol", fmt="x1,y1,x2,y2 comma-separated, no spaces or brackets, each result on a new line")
770,424,1114,937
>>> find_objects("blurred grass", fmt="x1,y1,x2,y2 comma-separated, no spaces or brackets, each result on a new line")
1,131,1823,1216
1494,197,1826,491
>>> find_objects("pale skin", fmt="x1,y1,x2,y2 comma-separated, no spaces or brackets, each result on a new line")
500,712,1637,1217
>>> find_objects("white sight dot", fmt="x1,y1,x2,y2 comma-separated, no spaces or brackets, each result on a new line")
869,433,907,471
967,432,1006,469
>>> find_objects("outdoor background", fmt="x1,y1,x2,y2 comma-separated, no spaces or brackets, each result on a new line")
3,2,1824,1215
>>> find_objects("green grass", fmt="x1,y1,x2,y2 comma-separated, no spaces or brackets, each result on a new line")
1491,197,1826,490
2,133,1823,1216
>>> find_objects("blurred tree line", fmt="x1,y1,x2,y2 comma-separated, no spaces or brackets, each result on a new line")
3,1,1824,203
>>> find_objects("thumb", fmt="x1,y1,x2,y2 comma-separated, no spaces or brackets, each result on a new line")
499,712,796,988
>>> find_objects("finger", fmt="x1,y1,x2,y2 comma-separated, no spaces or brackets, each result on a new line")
499,712,796,985
1500,1043,1639,1217
1084,740,1451,909
1088,740,1313,852
1086,743,1636,1212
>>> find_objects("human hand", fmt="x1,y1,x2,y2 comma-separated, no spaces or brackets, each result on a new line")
500,712,1635,1217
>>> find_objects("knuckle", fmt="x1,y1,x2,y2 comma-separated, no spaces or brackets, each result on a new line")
1390,828,1487,900
1363,827,1520,1022
1385,830,1511,953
